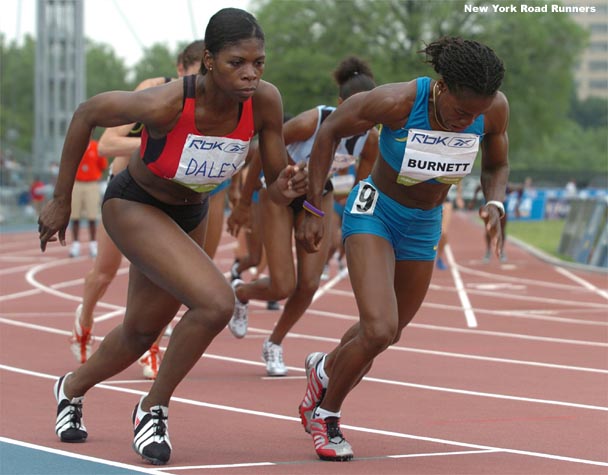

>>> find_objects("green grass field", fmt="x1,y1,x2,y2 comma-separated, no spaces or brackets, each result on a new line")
506,219,570,261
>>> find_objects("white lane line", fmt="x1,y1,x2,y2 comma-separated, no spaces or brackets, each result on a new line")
411,323,608,347
94,308,127,322
445,244,477,328
0,261,56,274
361,374,608,411
0,255,57,263
326,289,608,325
254,301,608,345
281,329,608,374
0,436,171,475
219,339,608,408
4,318,608,409
387,449,502,459
17,258,126,311
554,266,608,300
169,462,275,470
437,284,608,309
24,258,99,302
312,267,349,303
167,449,502,470
456,263,607,293
7,242,604,333
1,365,607,468
2,316,607,375
465,289,606,309
0,288,44,302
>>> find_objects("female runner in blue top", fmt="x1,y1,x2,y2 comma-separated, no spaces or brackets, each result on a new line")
296,36,509,462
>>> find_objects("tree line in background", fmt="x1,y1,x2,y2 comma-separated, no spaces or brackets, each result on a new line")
1,0,606,186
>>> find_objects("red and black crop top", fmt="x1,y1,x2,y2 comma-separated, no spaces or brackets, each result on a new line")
140,74,254,193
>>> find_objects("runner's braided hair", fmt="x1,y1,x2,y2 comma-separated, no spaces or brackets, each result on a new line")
333,56,376,100
420,37,505,96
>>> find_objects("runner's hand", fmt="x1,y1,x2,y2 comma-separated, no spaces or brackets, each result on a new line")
226,201,251,237
275,161,308,201
38,197,71,252
479,205,503,258
296,212,324,253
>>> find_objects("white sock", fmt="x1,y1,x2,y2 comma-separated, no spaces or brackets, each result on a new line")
58,372,83,402
136,397,168,421
314,406,341,420
316,355,329,388
57,372,72,401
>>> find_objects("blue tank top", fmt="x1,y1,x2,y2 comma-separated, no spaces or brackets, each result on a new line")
379,77,485,186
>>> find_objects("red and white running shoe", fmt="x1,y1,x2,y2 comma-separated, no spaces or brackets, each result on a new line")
139,345,162,380
310,415,353,461
298,352,327,433
69,304,93,364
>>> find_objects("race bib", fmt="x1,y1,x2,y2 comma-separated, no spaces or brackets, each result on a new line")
350,181,379,215
398,128,479,186
174,134,249,192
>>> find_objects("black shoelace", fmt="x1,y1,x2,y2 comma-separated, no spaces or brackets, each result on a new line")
68,401,83,428
151,407,168,437
325,418,345,441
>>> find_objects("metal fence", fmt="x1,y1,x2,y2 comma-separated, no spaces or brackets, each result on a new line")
558,198,608,268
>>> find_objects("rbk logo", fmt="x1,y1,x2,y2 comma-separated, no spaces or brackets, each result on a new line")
189,140,247,153
410,132,476,148
224,143,248,153
447,137,476,148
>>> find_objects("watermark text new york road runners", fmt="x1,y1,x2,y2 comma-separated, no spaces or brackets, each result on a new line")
464,4,598,13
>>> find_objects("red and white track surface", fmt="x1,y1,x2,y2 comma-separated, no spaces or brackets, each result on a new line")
1,211,607,475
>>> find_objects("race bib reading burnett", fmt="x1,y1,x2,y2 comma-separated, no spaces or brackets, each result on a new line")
174,134,249,193
398,128,480,186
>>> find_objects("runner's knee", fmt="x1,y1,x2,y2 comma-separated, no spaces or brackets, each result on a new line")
359,319,398,355
120,325,161,355
269,274,296,300
187,287,235,333
295,275,321,298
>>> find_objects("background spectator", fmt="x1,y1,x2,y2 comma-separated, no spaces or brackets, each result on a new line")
29,176,46,215
69,140,107,257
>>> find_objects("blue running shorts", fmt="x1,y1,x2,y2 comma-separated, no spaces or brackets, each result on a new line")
333,201,346,218
342,177,442,261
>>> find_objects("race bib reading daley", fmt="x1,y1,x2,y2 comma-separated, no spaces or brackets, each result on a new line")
398,128,480,186
174,134,249,193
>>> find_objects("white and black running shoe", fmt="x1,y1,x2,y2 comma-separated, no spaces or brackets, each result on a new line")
132,398,172,465
54,373,87,443
230,260,241,282
228,279,248,338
